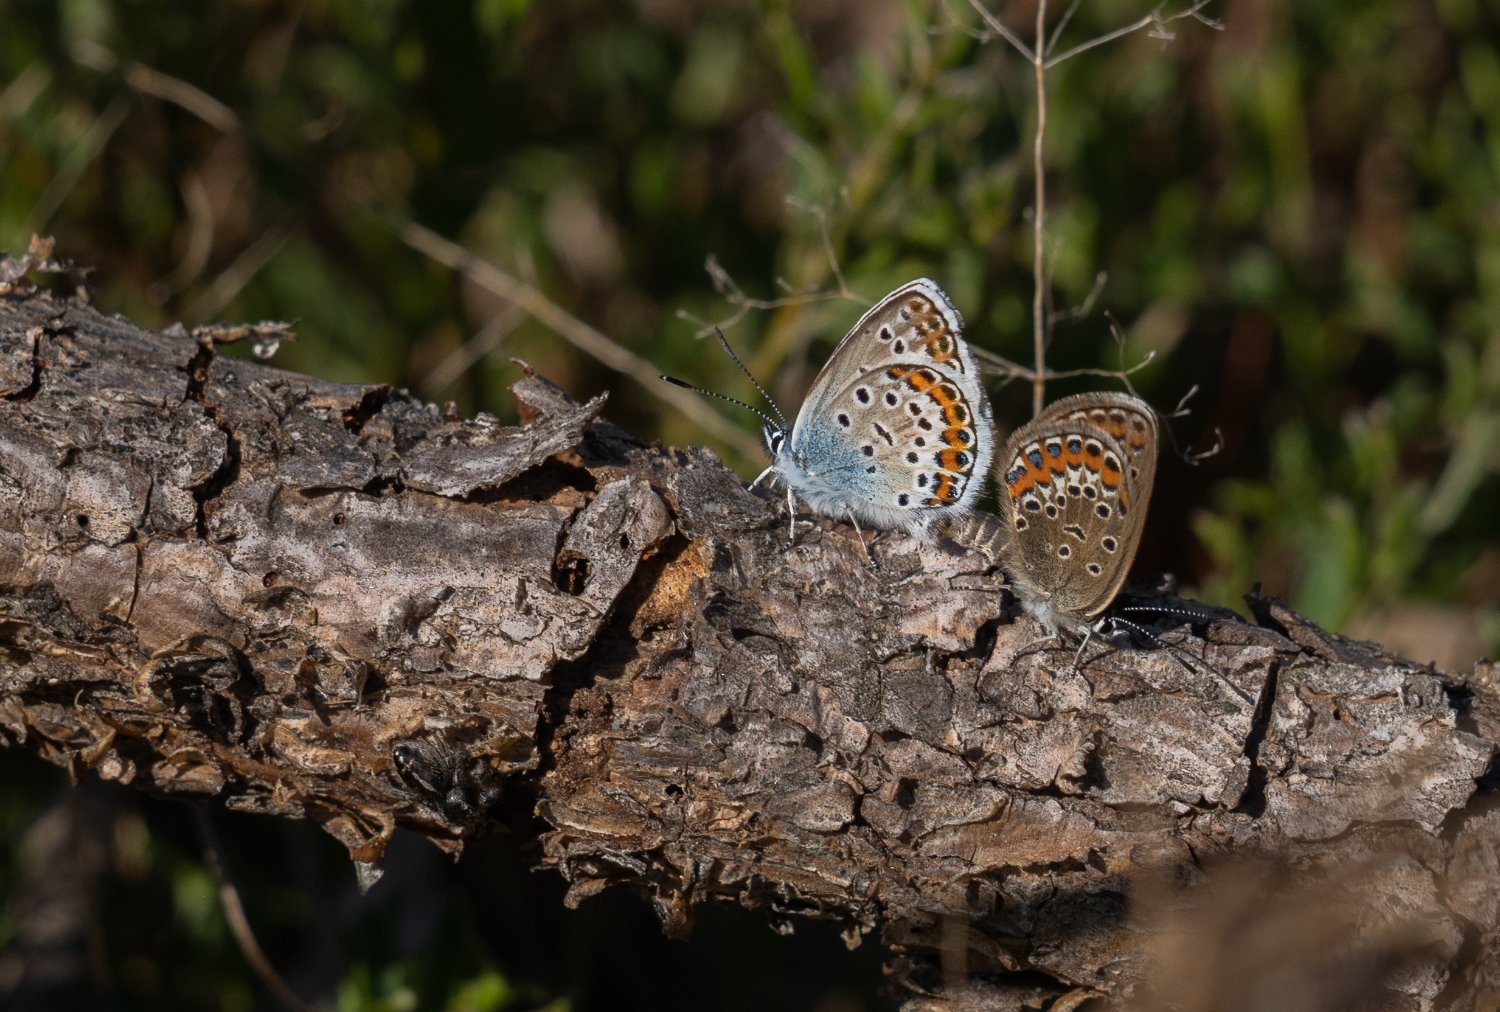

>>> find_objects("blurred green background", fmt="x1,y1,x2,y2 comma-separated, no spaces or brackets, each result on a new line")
2,0,1498,1008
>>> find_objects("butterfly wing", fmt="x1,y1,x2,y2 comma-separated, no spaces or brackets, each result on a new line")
1032,392,1158,504
782,279,995,530
996,394,1157,629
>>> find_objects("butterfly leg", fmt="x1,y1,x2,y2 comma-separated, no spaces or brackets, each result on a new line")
1149,628,1255,706
1072,622,1102,670
843,509,878,570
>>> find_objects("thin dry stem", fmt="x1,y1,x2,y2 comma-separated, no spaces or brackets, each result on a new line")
194,810,314,1012
974,345,1157,386
422,304,527,396
1031,0,1049,418
157,170,216,296
1181,430,1224,463
30,99,128,229
0,61,48,119
1045,1,1222,68
676,253,855,340
395,219,765,461
1161,384,1225,463
964,0,1036,60
785,196,851,298
70,40,241,132
1047,0,1083,54
1048,270,1108,326
185,225,291,324
964,0,1219,416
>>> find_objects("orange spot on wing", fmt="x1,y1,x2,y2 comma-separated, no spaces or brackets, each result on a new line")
905,369,936,392
1005,465,1033,500
1024,457,1049,490
940,426,971,449
923,384,968,428
937,448,971,473
917,333,956,363
1099,456,1123,490
929,473,957,504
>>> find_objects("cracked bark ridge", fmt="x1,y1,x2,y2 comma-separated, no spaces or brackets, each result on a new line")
1,288,1497,1010
0,290,619,859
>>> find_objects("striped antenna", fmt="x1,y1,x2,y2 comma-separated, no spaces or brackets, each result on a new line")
659,327,787,432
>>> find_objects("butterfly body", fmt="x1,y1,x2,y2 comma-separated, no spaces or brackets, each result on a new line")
757,279,996,536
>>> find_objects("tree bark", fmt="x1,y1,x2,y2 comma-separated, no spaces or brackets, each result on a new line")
1,280,1497,1010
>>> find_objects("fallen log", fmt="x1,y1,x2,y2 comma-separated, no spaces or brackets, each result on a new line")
1,274,1496,1010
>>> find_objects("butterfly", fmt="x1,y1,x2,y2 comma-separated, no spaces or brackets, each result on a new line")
948,392,1158,635
666,279,996,541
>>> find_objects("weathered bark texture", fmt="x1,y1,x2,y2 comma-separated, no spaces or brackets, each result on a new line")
2,280,1498,1010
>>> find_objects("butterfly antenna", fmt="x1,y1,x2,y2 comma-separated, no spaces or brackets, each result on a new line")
1110,607,1254,706
709,326,788,430
1115,601,1222,624
660,375,782,433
